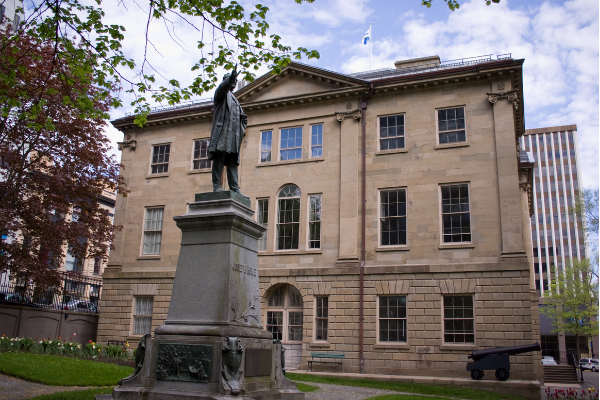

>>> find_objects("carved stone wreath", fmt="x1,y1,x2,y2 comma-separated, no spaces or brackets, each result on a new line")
336,109,361,122
117,140,137,151
497,82,505,91
486,90,519,110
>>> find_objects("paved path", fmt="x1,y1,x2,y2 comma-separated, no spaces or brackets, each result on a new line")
304,382,399,400
0,373,94,400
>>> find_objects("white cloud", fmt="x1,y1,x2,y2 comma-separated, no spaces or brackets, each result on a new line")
339,0,599,188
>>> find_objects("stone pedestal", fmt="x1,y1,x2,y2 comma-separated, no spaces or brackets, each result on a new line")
106,192,303,400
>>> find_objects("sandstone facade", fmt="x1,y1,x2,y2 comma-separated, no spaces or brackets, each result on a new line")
100,55,542,382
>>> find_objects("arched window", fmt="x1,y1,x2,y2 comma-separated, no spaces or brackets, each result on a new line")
277,184,301,250
266,284,303,342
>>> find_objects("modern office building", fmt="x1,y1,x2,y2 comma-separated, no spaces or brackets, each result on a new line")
99,54,543,388
520,125,591,361
0,0,24,30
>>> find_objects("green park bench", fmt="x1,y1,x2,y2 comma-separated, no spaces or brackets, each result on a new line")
308,352,345,372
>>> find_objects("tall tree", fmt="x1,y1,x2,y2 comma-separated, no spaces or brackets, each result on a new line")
10,0,498,127
540,259,599,360
0,26,125,289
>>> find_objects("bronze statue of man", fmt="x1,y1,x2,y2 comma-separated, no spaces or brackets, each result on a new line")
209,65,248,196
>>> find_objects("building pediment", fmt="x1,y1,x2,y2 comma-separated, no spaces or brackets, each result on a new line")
236,62,367,104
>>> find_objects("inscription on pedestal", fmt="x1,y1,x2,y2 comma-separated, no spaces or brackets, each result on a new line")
245,348,272,377
232,263,257,276
156,343,213,382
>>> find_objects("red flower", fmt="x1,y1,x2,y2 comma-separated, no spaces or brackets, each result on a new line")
89,340,92,343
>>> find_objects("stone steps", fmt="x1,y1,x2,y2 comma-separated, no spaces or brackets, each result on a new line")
543,365,580,384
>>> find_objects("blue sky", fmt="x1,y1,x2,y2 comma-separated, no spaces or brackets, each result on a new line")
104,0,599,189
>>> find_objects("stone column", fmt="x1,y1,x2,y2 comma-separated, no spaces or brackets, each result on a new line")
488,80,527,258
336,112,360,264
519,168,535,289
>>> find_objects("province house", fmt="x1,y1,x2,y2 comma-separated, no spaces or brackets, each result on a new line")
100,54,542,381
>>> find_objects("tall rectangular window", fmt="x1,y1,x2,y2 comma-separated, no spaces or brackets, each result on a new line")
133,296,154,335
0,6,5,21
143,208,164,255
379,114,405,150
192,139,211,170
280,127,302,161
380,189,407,246
93,257,101,274
288,311,303,341
443,295,474,343
441,184,471,243
311,125,323,157
65,252,79,272
266,311,283,341
308,195,321,249
379,296,407,342
277,191,300,250
260,131,272,162
151,144,170,174
438,107,466,144
257,199,269,252
315,296,328,341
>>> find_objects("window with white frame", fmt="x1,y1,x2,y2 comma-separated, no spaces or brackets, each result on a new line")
257,199,269,252
277,185,301,250
260,131,272,162
315,296,328,341
93,257,101,274
280,127,302,161
65,251,81,272
151,144,170,174
440,184,471,243
380,189,407,246
379,114,405,150
133,296,154,335
443,295,474,343
437,107,466,144
143,208,164,255
192,139,211,170
378,296,407,342
265,285,303,342
308,194,321,249
311,125,323,157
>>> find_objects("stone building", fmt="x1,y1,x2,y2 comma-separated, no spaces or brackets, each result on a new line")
100,54,542,382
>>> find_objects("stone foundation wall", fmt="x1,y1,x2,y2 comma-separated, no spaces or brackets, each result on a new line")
97,271,175,344
100,261,538,380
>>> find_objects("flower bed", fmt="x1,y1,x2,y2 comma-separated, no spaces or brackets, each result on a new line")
545,388,598,400
0,334,132,364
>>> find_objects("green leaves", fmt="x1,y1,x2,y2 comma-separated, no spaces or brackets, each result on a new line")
15,0,325,127
422,0,499,10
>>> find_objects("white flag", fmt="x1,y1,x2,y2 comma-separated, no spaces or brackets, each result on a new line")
362,25,371,45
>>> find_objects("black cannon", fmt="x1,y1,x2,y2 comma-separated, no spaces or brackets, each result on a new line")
466,342,541,381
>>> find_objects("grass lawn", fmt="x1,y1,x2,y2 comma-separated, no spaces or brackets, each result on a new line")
366,396,453,400
0,352,133,386
286,373,526,400
29,388,112,400
295,382,319,392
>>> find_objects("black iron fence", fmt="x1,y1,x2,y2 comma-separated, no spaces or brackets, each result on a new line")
0,271,102,314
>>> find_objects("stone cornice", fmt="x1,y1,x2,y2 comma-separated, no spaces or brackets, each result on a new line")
110,59,525,138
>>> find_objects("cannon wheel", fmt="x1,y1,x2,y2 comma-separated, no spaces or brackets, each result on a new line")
495,368,510,381
470,369,484,380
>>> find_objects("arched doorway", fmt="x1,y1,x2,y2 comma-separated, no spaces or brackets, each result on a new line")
265,284,303,370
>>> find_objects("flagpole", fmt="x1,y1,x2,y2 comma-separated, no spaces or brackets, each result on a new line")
369,22,372,70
